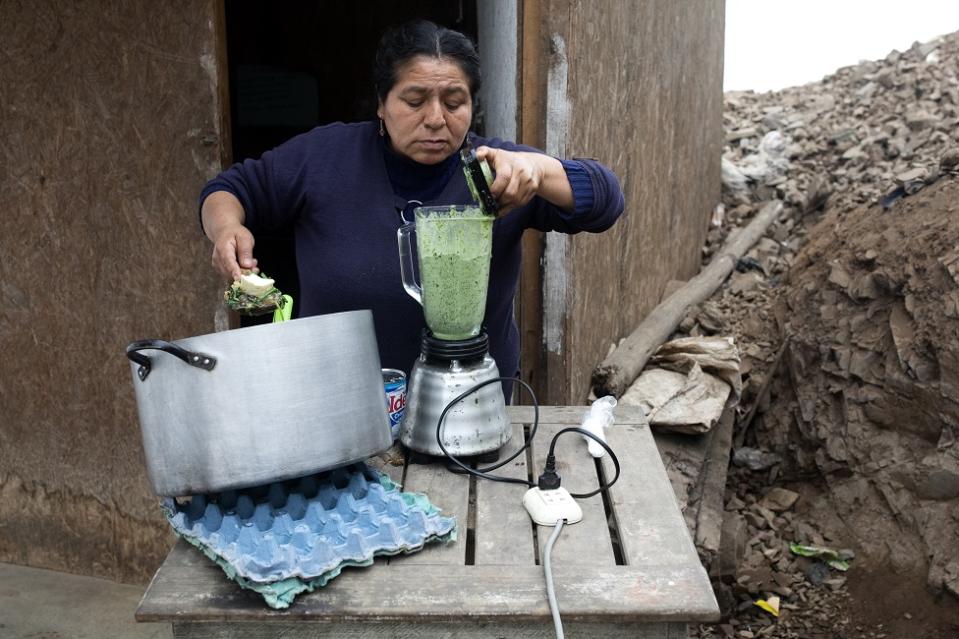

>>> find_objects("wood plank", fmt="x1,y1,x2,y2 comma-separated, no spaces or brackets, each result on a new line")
692,402,736,558
541,0,573,406
173,620,684,639
602,421,701,567
394,456,469,565
508,404,647,426
600,422,716,617
473,423,537,565
518,0,547,404
530,423,616,565
138,556,719,623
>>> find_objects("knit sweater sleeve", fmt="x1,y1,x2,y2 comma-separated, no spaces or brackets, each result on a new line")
198,134,311,234
476,136,625,234
559,159,595,216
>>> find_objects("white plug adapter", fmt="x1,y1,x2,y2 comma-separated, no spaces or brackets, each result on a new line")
523,487,583,526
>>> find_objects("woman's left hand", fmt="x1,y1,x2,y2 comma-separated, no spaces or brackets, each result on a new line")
474,146,574,215
475,147,542,215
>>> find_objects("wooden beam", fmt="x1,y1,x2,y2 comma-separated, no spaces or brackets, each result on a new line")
592,200,784,398
212,0,232,169
518,0,547,403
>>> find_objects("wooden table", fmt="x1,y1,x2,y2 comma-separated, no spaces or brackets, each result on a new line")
136,406,718,638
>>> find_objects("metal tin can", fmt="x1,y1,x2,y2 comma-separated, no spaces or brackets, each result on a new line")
382,368,407,441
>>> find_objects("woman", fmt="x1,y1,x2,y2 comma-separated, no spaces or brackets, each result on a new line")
200,20,624,399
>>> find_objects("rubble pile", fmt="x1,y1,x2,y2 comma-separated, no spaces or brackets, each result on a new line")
705,473,855,639
685,33,959,637
717,34,959,235
763,177,959,584
699,167,959,639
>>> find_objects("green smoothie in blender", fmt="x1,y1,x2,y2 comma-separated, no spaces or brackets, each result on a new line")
409,205,493,341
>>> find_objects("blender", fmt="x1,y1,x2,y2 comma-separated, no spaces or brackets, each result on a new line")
396,195,511,458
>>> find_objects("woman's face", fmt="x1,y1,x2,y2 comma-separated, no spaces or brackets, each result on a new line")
377,56,472,164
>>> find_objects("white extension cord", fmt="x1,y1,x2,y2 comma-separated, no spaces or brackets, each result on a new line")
543,519,566,639
523,487,583,526
524,492,580,639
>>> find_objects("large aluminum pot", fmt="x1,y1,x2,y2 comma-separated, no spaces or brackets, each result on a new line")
126,310,391,496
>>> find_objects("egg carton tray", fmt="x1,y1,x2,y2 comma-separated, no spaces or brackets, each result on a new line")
163,462,456,608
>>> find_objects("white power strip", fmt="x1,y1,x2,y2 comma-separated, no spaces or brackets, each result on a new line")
523,487,583,526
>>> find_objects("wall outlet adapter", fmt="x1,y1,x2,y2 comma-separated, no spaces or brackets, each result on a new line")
523,487,583,526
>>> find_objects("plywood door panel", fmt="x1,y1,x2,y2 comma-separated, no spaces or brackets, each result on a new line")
527,0,726,403
567,0,725,403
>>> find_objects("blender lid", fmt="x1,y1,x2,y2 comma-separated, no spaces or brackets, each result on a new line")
460,142,499,217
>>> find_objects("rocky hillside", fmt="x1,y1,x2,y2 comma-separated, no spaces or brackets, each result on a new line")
686,34,959,638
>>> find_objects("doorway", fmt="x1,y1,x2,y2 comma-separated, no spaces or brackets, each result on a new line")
222,1,479,325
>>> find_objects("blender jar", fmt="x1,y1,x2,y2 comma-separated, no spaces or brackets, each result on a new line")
397,205,493,341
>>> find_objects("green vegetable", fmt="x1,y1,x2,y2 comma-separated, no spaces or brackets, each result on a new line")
224,272,287,316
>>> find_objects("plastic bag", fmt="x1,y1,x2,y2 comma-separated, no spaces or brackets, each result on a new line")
738,131,790,182
580,396,617,458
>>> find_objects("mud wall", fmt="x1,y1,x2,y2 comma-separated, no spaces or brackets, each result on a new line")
761,178,959,592
521,0,725,403
0,1,227,583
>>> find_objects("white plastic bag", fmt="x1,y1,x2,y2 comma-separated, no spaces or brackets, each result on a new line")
580,396,617,458
738,131,790,182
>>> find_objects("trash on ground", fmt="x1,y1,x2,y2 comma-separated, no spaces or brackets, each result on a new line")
754,595,781,617
789,543,852,571
620,336,741,434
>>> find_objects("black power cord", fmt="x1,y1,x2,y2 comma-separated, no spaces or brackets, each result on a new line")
538,427,620,498
434,376,621,498
436,377,538,487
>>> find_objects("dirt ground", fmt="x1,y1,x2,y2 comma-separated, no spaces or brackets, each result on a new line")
694,166,959,639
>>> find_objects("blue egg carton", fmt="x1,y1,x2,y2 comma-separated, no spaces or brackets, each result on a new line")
163,462,456,608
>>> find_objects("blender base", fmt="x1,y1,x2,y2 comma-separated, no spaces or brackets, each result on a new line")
398,331,512,459
406,446,502,467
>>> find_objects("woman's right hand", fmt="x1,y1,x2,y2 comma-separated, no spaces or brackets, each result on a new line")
211,224,258,281
201,191,256,281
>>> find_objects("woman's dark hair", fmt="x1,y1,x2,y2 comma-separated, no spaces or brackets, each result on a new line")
373,20,481,103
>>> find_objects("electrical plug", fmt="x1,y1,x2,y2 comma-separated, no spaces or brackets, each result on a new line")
525,454,582,526
537,454,561,490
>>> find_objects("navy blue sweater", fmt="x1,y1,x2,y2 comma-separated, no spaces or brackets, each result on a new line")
201,121,624,396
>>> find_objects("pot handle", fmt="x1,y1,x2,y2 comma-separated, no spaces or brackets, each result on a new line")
126,339,217,382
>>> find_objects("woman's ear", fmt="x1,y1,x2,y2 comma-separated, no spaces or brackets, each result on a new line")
376,99,385,121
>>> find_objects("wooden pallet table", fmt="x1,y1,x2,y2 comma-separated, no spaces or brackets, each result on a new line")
136,405,718,638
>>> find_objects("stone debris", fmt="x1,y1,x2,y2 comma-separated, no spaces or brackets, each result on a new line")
700,466,855,639
689,33,959,639
940,147,959,172
732,447,781,471
758,488,799,513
